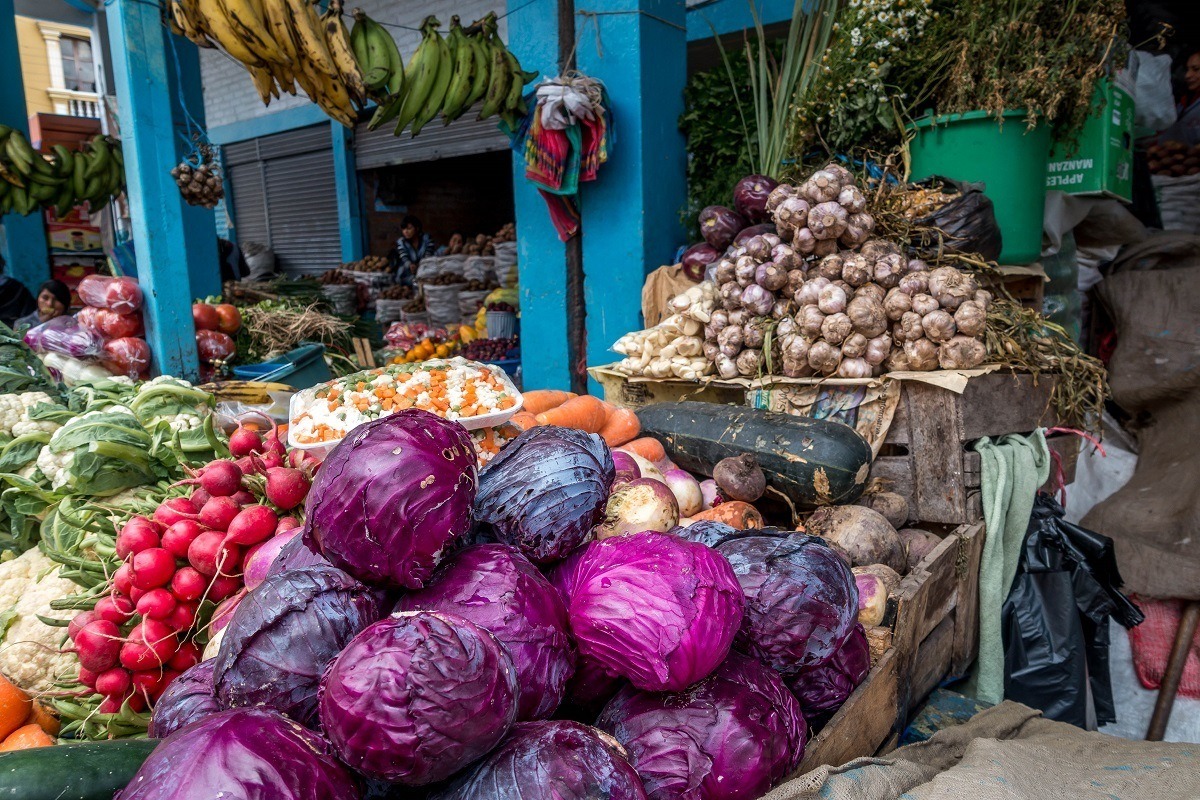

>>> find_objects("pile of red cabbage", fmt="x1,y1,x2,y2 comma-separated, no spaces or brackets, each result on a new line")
127,409,869,800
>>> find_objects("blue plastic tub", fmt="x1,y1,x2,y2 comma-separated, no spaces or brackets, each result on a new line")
231,343,332,390
485,358,521,379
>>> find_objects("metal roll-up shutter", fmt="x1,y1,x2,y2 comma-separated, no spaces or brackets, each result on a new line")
221,125,339,275
354,115,509,170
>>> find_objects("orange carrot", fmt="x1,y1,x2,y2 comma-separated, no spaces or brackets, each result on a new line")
522,390,578,415
599,408,641,447
692,501,764,530
24,701,58,737
509,411,540,431
0,674,30,742
620,436,666,465
0,723,53,751
535,395,609,433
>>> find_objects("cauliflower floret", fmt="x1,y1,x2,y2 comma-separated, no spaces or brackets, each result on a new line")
16,463,41,481
154,413,203,432
11,417,60,437
16,392,53,409
0,549,79,693
0,396,25,437
36,447,72,490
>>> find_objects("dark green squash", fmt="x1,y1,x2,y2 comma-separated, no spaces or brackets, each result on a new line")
0,739,159,800
635,402,871,507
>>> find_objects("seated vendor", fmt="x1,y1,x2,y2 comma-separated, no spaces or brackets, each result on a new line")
15,279,71,330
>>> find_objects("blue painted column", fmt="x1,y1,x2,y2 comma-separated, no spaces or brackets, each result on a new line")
107,0,201,379
508,0,573,391
576,0,688,390
166,33,221,301
0,0,51,291
331,121,364,263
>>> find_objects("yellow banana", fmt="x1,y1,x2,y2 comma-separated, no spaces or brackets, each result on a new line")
195,0,265,65
217,0,288,65
249,65,277,104
321,0,366,104
260,0,299,64
172,0,213,48
282,0,339,79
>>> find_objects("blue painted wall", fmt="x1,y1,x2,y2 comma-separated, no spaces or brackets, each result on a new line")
0,0,50,293
685,0,794,40
331,122,365,263
208,105,331,147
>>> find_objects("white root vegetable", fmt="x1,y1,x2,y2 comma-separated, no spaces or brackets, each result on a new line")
663,468,704,517
855,573,889,627
853,564,902,595
596,478,679,539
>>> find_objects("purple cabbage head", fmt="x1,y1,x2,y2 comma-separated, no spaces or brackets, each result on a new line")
717,534,857,674
551,531,744,692
318,610,519,785
788,623,871,717
213,566,386,727
562,653,627,720
115,708,359,800
474,426,615,564
733,175,781,223
267,534,333,577
304,408,478,589
670,520,740,548
699,206,747,250
148,660,219,739
394,543,575,720
429,720,649,800
597,652,807,800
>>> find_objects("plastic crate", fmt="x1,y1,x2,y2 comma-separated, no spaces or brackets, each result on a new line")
231,343,331,390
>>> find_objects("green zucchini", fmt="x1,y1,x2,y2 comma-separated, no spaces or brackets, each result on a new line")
635,402,872,507
0,739,159,799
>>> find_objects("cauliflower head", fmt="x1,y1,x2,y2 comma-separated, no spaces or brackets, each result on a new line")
0,548,80,694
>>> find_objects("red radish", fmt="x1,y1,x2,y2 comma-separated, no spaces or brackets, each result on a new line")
258,450,284,471
225,505,278,546
120,619,177,671
263,427,285,457
131,669,167,697
75,619,122,673
207,574,241,602
276,516,300,534
151,670,180,701
230,490,255,507
264,468,309,511
170,567,207,601
198,496,240,531
112,563,135,597
126,694,147,713
166,601,198,632
161,519,205,559
78,666,98,690
153,497,197,527
228,426,263,458
234,456,258,476
188,531,240,576
189,486,212,509
194,460,243,498
98,696,124,714
129,586,145,604
135,588,176,620
94,595,134,625
169,642,202,672
95,668,131,697
131,548,176,589
68,610,97,641
116,518,161,560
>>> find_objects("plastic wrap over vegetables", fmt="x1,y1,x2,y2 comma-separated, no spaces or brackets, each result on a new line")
551,531,744,692
115,708,359,800
430,720,649,800
788,623,870,717
394,543,575,720
148,659,219,739
474,426,615,564
598,652,807,800
717,534,857,674
78,274,144,314
213,566,386,726
318,610,519,785
304,408,477,588
23,315,103,359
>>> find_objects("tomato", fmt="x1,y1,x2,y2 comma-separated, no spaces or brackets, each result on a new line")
96,308,144,339
192,303,221,332
213,304,242,335
195,329,236,363
78,275,143,314
102,337,151,379
75,306,102,335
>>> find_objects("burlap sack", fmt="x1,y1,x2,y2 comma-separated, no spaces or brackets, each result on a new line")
764,702,1200,800
641,264,697,327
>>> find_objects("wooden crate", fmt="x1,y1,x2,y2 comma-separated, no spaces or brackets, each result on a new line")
799,520,986,772
589,367,745,410
979,264,1047,312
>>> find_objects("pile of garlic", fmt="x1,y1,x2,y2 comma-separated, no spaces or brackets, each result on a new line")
612,283,716,381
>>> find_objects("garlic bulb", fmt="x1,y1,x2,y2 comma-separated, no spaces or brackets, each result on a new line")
885,348,911,372
798,305,826,338
842,332,868,359
864,333,892,366
921,309,957,344
884,288,913,321
911,293,939,316
766,183,799,215
873,253,905,289
740,284,775,315
743,316,768,349
813,238,840,258
907,258,929,273
735,256,759,287
816,253,846,282
714,258,736,285
761,233,781,248
809,202,849,241
718,325,744,358
793,227,817,255
772,298,796,320
847,295,888,338
787,269,807,298
736,348,762,376
817,283,848,315
837,357,873,379
938,335,987,370
756,261,789,292
897,311,925,342
974,289,993,309
775,197,812,234
715,354,739,379
776,316,799,338
781,356,811,378
708,309,729,333
808,340,843,375
840,212,875,249
822,162,854,186
795,277,829,307
953,300,986,337
821,312,853,345
772,244,802,272
898,270,930,296
728,309,748,327
744,236,773,262
780,332,811,363
860,239,897,262
837,185,867,213
703,340,721,362
719,281,743,309
927,267,978,311
841,253,873,287
802,170,841,204
903,338,939,371
856,282,886,304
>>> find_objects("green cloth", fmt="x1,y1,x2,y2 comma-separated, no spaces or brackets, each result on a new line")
965,430,1051,704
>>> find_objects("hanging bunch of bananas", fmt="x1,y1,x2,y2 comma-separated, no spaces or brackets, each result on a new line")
168,0,366,127
354,11,537,138
0,128,124,217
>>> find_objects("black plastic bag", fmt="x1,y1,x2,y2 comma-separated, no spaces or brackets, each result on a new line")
1002,493,1143,729
910,176,1003,262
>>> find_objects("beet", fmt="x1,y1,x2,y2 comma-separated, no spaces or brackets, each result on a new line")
734,174,780,223
712,453,766,502
699,205,747,250
681,242,721,282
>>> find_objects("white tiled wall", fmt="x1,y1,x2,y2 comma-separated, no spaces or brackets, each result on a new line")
200,0,509,129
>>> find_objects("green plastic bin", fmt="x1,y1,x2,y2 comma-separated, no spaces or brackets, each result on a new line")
908,110,1051,265
231,343,332,390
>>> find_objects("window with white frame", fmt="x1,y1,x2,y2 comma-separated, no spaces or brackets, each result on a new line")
59,36,95,94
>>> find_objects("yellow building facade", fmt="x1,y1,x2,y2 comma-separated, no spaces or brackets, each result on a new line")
14,14,100,120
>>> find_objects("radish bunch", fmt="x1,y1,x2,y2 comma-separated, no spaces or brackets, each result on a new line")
66,421,317,714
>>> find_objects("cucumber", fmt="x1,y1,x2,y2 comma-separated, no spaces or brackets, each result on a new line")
635,402,872,507
0,739,159,799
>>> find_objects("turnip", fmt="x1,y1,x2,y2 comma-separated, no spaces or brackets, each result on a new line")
161,519,205,559
807,505,906,573
95,667,132,698
621,451,664,483
899,528,942,572
595,478,680,539
131,548,177,590
135,588,177,621
224,504,278,546
713,453,766,502
203,628,225,662
210,590,246,634
611,450,642,485
228,426,263,458
662,468,704,517
243,528,303,591
170,566,207,602
853,563,901,594
699,479,724,510
857,491,910,529
855,572,890,627
75,619,122,673
264,467,309,511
